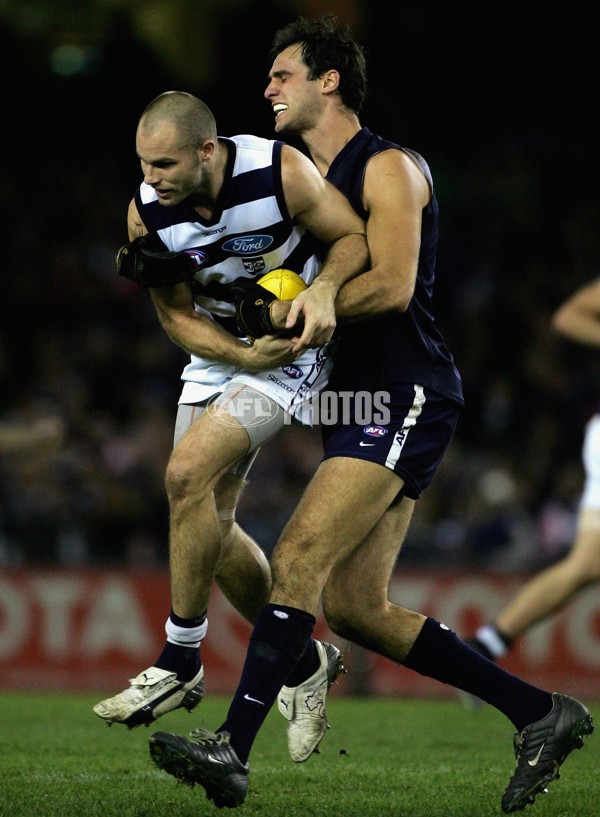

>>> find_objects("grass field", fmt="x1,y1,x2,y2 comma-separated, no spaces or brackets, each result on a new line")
2,692,598,817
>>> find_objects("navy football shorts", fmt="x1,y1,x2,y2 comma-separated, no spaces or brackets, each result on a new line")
321,383,461,500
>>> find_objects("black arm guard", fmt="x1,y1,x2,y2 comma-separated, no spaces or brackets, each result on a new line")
116,234,199,288
234,283,278,339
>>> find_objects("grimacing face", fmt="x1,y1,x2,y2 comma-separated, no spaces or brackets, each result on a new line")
264,44,323,135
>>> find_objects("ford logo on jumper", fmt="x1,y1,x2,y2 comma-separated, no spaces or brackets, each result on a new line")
223,235,274,254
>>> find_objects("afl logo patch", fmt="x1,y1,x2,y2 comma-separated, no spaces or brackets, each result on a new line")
184,249,207,269
223,235,274,254
282,365,303,379
364,425,388,437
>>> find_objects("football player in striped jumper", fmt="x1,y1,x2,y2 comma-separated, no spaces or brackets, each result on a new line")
148,18,593,814
93,91,367,728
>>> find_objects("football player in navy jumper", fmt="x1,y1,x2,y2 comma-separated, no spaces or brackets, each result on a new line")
148,18,593,813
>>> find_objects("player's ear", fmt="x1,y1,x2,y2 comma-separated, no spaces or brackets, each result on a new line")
321,69,340,95
199,138,216,163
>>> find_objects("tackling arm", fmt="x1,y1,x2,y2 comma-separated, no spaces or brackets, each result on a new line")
278,145,369,350
333,149,430,322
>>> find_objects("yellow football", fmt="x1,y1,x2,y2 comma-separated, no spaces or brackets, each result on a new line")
256,268,308,300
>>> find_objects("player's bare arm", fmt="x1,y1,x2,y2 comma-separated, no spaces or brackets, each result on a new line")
553,277,600,347
150,283,299,372
127,199,146,240
282,145,367,258
334,149,430,321
278,144,368,349
125,201,298,371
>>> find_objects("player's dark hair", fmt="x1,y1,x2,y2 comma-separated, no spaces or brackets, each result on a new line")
270,14,367,114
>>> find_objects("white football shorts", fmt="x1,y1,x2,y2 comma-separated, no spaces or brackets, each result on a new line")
580,414,600,510
174,343,333,480
178,343,333,426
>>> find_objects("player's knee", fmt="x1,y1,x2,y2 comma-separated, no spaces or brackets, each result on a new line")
325,610,362,642
165,453,210,504
322,593,363,640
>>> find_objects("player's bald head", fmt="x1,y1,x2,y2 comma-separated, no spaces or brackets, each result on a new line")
138,91,217,149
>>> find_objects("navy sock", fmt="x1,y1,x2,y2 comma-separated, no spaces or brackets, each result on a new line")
154,609,204,682
219,603,315,763
154,642,200,682
285,638,319,687
403,617,552,731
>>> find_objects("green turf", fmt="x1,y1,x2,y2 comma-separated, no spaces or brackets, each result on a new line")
1,692,597,816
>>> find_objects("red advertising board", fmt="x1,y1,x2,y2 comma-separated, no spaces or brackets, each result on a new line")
0,568,598,699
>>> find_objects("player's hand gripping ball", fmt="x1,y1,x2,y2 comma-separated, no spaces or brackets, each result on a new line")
235,268,307,341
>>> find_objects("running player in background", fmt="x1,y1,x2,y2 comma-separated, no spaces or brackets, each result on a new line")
463,277,600,696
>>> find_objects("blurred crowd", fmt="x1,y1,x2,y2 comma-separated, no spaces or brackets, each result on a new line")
1,6,598,572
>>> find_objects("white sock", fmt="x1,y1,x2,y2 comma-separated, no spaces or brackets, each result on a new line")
165,616,208,648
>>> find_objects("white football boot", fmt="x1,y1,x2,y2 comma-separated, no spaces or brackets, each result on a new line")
93,665,204,728
277,641,345,762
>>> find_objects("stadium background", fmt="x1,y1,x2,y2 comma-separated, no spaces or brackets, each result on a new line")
1,0,598,696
